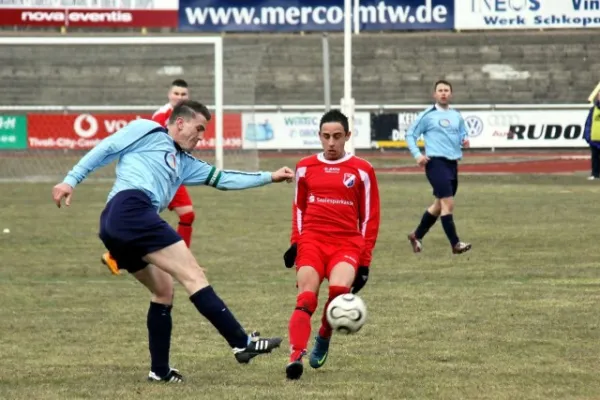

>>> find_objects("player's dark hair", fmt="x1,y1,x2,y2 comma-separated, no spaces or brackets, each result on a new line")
434,79,452,92
171,79,188,88
169,100,211,124
319,109,349,133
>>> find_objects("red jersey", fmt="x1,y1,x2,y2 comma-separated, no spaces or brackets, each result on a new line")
291,152,380,266
152,102,172,127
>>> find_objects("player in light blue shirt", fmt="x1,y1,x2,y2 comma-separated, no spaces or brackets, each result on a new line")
52,100,292,382
405,100,468,162
61,118,277,214
405,80,472,255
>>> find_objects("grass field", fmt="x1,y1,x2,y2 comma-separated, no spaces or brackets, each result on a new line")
1,154,600,399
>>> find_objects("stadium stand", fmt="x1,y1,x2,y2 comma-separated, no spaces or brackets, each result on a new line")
0,29,597,107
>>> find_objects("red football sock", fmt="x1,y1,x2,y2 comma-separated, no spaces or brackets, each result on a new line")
177,211,195,248
288,291,318,362
319,285,351,339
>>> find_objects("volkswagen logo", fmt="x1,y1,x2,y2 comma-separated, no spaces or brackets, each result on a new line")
464,115,484,137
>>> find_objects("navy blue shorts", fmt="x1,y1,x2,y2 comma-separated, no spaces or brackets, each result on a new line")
425,157,458,199
98,189,182,273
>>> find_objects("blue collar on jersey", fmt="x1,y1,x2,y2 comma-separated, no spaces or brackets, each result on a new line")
152,126,184,152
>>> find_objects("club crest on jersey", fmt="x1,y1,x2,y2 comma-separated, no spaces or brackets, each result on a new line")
343,173,356,188
164,152,177,171
439,119,451,128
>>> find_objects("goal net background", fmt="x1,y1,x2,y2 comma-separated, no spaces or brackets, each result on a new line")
0,36,266,182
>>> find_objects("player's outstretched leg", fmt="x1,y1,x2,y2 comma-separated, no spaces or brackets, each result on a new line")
310,262,353,369
287,266,320,380
101,251,121,275
144,241,282,364
439,197,471,254
408,200,441,253
131,264,182,382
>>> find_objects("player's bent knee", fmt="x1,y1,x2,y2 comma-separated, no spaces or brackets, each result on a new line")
143,242,208,294
328,262,356,287
428,201,442,216
174,261,208,292
152,277,175,303
440,197,455,214
152,292,174,305
177,210,195,225
295,291,318,316
133,265,175,304
296,265,321,293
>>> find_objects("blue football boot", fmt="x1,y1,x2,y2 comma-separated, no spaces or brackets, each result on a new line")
309,335,330,369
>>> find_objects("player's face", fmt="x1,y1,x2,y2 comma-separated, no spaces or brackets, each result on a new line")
168,85,189,107
434,83,452,106
175,113,208,151
319,122,350,160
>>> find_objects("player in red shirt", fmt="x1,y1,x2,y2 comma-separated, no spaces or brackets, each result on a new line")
282,110,381,380
102,79,197,275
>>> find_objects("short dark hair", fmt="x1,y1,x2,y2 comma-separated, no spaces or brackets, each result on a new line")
171,79,188,88
168,100,211,124
319,109,349,133
434,79,452,92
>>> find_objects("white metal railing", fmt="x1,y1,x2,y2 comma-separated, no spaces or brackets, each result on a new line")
0,103,593,112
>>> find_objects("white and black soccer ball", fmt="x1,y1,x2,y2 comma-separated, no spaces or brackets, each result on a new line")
326,293,367,334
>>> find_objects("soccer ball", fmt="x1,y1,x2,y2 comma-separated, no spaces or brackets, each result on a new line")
326,293,367,334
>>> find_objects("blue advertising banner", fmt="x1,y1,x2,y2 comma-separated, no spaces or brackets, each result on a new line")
178,0,454,32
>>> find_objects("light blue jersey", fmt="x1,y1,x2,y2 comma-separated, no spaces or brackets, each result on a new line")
405,104,467,160
62,119,272,213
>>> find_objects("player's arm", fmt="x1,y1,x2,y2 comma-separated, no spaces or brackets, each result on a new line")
290,166,307,244
458,115,467,142
283,164,307,268
457,112,470,148
62,121,162,188
181,155,291,190
405,109,430,159
358,167,381,267
583,107,594,143
351,166,380,293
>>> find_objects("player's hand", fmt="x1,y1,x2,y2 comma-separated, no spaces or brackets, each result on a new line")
416,155,430,167
52,182,74,208
351,266,369,294
272,166,294,183
283,243,297,268
462,139,471,149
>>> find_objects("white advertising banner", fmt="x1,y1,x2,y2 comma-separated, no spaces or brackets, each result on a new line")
242,112,372,150
462,109,591,148
455,0,600,30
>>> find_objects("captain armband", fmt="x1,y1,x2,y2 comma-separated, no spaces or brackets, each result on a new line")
204,167,223,188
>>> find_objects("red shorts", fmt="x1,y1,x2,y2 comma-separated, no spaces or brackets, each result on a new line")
168,186,193,210
295,238,361,281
